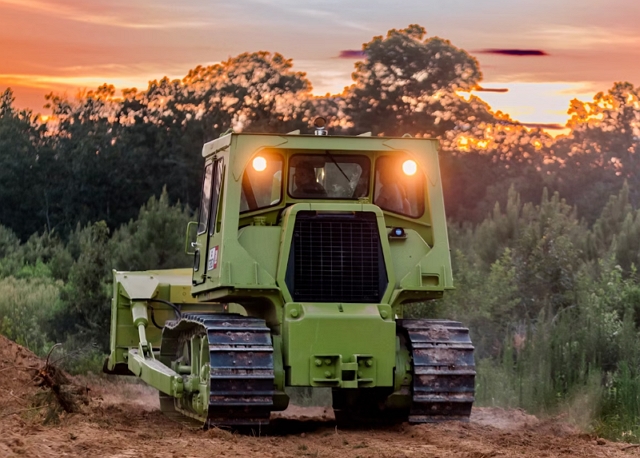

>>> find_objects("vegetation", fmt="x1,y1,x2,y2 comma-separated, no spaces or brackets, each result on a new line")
0,191,191,372
429,184,640,441
1,24,640,440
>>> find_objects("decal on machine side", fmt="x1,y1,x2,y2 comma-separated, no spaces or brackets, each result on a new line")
208,246,219,271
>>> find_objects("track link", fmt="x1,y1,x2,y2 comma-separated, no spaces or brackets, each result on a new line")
398,319,475,423
160,313,274,428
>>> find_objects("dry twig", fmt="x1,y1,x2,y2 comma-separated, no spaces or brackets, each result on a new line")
29,343,89,424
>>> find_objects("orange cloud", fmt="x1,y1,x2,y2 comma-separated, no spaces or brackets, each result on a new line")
0,0,210,29
529,25,640,50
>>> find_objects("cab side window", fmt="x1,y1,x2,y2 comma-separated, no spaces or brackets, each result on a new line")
240,153,283,213
197,163,213,234
374,156,425,217
209,158,224,235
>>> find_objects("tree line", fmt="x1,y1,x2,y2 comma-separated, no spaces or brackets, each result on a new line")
1,24,639,241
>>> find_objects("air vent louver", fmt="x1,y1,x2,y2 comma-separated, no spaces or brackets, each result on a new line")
285,211,387,303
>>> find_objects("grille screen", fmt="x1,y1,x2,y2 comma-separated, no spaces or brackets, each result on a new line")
286,211,387,303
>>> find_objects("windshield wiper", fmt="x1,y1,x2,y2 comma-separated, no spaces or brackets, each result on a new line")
325,150,350,184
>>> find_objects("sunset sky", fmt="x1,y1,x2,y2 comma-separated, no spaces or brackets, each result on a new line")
2,0,640,130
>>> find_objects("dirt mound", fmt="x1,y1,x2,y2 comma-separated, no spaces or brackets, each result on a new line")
0,337,88,435
471,406,539,430
0,335,42,410
0,334,41,368
0,336,637,457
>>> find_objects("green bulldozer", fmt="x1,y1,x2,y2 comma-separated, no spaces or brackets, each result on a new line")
103,119,475,428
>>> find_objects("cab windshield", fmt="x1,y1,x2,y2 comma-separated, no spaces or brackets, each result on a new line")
288,154,370,199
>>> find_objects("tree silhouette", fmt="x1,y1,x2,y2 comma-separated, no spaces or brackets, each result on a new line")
181,51,312,135
550,82,640,222
0,89,55,239
344,24,492,137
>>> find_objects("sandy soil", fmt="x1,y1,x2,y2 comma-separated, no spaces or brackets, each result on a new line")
1,335,638,458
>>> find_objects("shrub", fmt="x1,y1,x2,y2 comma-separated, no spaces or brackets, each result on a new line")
0,276,61,355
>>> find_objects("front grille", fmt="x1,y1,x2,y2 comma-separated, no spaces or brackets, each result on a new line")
285,211,387,303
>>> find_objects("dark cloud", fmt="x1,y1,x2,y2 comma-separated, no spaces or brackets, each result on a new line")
337,50,366,59
474,86,509,93
476,49,549,56
522,122,565,130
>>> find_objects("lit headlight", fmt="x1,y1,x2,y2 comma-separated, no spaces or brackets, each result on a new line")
402,159,417,176
252,156,267,172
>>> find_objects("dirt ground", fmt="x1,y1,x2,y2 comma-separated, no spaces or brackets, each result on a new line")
1,335,638,458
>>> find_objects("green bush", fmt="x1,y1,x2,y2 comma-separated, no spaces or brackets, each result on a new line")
48,222,111,351
427,186,640,440
47,340,105,375
109,188,192,271
0,276,61,356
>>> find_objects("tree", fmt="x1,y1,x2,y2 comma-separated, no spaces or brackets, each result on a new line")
344,24,493,137
109,189,192,271
43,85,131,234
0,89,55,239
181,51,313,135
49,222,111,350
441,119,552,222
37,51,315,239
550,82,640,222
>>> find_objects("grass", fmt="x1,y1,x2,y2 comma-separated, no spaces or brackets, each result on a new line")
474,308,640,443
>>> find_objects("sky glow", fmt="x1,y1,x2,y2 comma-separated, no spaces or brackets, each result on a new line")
1,0,639,130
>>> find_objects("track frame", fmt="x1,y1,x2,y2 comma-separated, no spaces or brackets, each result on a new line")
159,313,275,428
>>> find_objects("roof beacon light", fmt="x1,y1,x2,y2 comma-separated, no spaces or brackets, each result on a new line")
402,159,417,176
252,156,267,172
313,117,328,136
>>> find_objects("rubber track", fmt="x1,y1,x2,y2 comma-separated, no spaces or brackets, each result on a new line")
398,319,476,423
160,313,274,428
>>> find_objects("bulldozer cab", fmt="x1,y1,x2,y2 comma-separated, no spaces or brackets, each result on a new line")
190,131,452,305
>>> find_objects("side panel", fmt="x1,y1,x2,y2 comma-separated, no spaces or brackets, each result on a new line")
237,226,281,279
387,230,431,288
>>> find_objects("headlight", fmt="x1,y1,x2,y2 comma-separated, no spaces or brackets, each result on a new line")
252,156,267,172
402,159,417,176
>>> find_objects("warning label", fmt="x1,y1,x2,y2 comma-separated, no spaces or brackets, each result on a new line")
207,246,219,271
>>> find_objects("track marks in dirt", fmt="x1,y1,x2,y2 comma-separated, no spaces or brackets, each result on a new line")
0,335,637,458
2,397,637,458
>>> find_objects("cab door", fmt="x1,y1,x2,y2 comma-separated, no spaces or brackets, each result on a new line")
193,158,224,285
